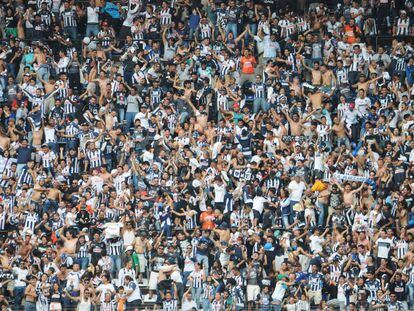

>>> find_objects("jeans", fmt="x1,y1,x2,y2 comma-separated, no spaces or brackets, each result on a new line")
336,136,350,148
124,71,133,86
14,286,26,311
289,200,299,223
37,64,50,83
248,23,257,36
66,139,78,151
253,98,269,113
125,111,137,133
64,26,77,40
226,22,237,37
349,123,360,143
202,298,211,311
48,142,59,154
408,284,414,307
105,157,114,172
86,23,99,36
272,301,282,311
7,63,17,78
182,271,192,288
110,255,122,278
0,76,6,90
317,202,327,227
43,198,58,214
16,163,26,176
189,27,199,40
196,254,209,276
180,111,189,124
282,215,290,228
192,287,203,309
161,224,172,237
24,301,36,311
118,108,126,123
76,257,89,270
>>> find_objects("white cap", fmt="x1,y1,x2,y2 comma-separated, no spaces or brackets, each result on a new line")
124,246,133,252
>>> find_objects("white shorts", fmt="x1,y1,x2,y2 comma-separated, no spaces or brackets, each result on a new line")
137,253,147,273
49,302,62,311
247,284,261,301
308,290,322,305
148,271,159,290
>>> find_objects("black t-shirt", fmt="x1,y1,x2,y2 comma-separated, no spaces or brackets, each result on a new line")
90,241,106,258
5,16,17,28
76,210,91,228
389,280,407,301
16,146,34,164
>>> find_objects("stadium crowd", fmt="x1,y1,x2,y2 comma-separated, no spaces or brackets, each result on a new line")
0,0,413,310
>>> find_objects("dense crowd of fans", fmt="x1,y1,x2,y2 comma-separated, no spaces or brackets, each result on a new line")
0,0,413,310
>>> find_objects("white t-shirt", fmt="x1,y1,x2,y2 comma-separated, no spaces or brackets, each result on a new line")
182,299,197,311
309,235,325,254
355,97,371,116
12,267,28,287
86,6,99,24
67,270,83,290
376,237,393,258
213,183,226,203
288,180,306,202
97,283,115,302
272,282,287,301
126,281,141,302
252,196,267,214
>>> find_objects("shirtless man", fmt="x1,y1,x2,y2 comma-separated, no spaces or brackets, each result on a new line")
185,99,209,133
31,124,43,148
45,181,62,212
17,234,33,260
59,228,78,256
321,64,336,89
100,166,113,184
103,109,117,131
24,276,38,310
0,247,14,270
332,116,350,147
0,130,11,152
302,59,322,86
174,78,196,99
37,74,57,94
306,91,325,110
132,231,151,279
92,70,110,96
33,45,49,82
334,182,364,208
352,73,383,93
31,179,48,206
281,108,316,136
212,223,230,243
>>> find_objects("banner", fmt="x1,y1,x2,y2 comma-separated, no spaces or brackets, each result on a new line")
0,270,14,280
282,135,307,143
324,172,368,183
